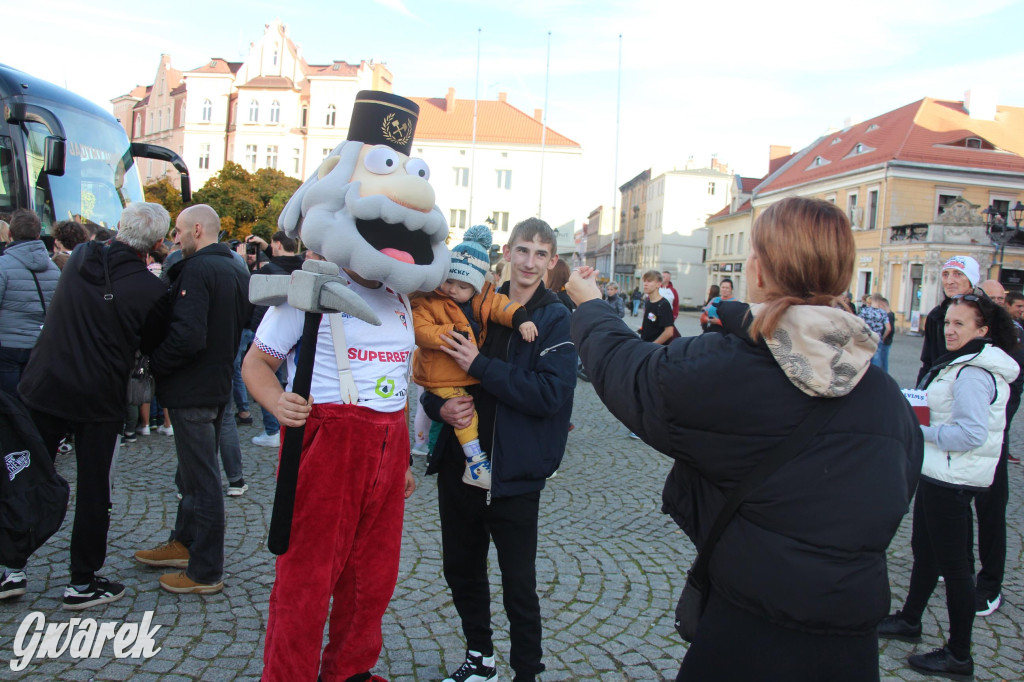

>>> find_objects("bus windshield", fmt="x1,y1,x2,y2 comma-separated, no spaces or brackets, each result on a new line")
20,102,144,231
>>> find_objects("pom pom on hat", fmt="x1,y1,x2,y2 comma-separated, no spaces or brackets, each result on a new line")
942,255,980,287
448,225,492,293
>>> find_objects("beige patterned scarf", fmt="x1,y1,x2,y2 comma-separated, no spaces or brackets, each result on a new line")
750,303,878,398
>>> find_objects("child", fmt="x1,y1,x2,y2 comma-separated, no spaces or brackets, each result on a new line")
411,225,537,488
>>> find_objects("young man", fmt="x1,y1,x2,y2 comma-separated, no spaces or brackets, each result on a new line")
424,218,577,682
640,270,674,345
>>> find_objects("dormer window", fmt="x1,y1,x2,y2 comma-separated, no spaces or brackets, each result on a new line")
867,124,879,132
830,137,842,145
808,156,830,169
966,137,982,149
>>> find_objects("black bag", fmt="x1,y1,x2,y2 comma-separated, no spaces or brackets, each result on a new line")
126,353,154,405
0,391,70,566
674,398,844,642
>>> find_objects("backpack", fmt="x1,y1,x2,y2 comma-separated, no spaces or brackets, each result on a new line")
0,392,70,566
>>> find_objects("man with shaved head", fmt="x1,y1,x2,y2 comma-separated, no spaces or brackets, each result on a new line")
134,204,250,596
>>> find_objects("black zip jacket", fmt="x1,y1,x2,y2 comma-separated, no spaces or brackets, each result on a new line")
424,282,576,498
571,299,922,635
250,254,305,330
150,243,250,408
19,241,168,422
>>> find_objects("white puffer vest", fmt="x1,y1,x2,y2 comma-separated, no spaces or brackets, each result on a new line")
923,344,1018,490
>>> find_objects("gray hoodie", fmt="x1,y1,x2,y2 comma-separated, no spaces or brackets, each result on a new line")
0,240,61,349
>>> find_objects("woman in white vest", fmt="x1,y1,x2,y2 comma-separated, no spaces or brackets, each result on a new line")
879,292,1020,680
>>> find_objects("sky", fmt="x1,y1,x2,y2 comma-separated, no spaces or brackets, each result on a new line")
5,0,1024,218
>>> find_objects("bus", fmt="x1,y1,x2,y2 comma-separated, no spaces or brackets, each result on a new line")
0,63,190,232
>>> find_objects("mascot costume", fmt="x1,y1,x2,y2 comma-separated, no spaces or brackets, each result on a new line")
247,91,449,682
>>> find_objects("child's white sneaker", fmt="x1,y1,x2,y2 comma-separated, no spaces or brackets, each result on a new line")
462,453,491,489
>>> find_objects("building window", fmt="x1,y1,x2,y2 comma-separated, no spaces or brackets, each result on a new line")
449,209,467,230
966,137,982,149
992,198,1011,222
936,192,960,219
157,110,163,131
492,211,510,231
847,193,859,226
293,148,301,175
198,143,210,170
454,167,469,187
180,103,186,125
201,99,212,122
708,181,716,195
249,100,259,123
496,169,512,190
326,104,336,127
322,148,332,159
273,48,279,66
270,101,280,123
135,115,141,136
301,106,308,128
868,189,879,230
245,144,257,170
266,145,278,169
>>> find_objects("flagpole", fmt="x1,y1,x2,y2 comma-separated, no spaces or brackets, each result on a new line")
469,28,481,229
538,31,551,218
609,34,622,286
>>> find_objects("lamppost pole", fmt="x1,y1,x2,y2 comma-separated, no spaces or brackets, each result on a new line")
984,201,1024,281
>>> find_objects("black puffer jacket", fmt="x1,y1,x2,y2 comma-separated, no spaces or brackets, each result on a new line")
19,241,168,421
572,299,922,636
150,243,250,408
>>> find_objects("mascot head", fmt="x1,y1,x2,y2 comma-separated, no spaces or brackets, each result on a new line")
279,90,449,294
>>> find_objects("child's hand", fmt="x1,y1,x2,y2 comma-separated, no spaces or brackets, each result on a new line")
519,321,538,342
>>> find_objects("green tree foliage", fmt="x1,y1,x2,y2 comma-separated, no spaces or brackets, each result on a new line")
143,178,184,223
189,162,301,241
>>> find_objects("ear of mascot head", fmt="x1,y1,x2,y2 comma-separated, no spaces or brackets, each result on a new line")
279,90,452,294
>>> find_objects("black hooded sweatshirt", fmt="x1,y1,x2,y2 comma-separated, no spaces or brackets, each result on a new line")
19,241,168,422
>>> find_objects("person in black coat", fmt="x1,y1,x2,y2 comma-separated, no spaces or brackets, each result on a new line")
17,202,171,609
566,196,922,682
916,255,983,385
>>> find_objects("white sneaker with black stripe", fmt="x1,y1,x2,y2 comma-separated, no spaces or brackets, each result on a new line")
443,650,497,682
0,570,27,599
62,576,125,611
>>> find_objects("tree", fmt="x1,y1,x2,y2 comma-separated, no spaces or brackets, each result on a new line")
190,162,301,241
144,178,184,223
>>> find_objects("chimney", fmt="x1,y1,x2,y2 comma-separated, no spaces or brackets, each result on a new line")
964,86,997,121
768,145,792,175
445,87,455,113
497,91,507,103
533,108,542,122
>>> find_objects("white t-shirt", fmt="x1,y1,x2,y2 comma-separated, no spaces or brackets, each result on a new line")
659,287,675,305
254,279,414,413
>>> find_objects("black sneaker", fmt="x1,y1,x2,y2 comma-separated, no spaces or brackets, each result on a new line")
443,651,497,682
121,431,137,444
907,646,974,681
0,570,27,599
877,612,922,643
975,592,1001,616
62,576,126,611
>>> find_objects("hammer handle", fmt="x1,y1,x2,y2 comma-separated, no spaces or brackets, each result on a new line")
268,311,322,555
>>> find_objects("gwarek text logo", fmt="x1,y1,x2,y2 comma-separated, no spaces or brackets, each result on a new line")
10,610,162,671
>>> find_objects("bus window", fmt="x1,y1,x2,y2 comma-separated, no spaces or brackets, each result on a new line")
0,136,14,214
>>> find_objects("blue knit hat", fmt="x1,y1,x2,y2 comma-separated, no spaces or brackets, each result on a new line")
448,225,492,293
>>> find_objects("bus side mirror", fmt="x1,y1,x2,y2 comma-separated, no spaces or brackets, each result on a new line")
44,136,66,177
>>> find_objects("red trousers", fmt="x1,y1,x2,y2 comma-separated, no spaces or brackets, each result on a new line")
263,403,409,682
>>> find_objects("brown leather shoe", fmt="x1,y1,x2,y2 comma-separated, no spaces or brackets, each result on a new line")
134,540,189,568
159,571,223,594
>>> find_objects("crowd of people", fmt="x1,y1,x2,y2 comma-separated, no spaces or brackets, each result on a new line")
0,191,1021,682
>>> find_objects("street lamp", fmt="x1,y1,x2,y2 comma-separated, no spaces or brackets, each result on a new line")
984,202,1024,278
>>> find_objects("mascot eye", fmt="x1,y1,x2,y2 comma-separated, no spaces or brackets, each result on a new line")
364,146,401,175
405,158,430,180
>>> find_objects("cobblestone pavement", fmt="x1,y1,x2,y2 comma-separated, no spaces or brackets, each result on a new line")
1,312,1022,680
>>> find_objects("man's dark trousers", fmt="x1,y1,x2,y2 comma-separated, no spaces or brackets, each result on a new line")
170,404,226,585
30,409,121,584
437,466,543,678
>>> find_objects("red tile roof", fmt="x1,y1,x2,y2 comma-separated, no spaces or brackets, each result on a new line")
409,93,580,147
738,176,761,193
308,62,360,77
759,98,1024,194
237,76,298,89
188,58,242,75
708,198,752,222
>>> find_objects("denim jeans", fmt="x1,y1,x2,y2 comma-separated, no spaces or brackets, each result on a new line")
0,346,32,398
170,404,227,584
219,407,244,483
260,363,286,436
232,329,255,413
876,343,891,372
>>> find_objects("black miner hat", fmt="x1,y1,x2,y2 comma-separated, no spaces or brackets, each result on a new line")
347,90,420,156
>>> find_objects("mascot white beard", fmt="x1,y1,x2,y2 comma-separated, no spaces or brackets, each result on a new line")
279,139,450,294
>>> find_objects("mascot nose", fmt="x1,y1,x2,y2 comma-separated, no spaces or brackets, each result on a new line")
388,174,436,212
